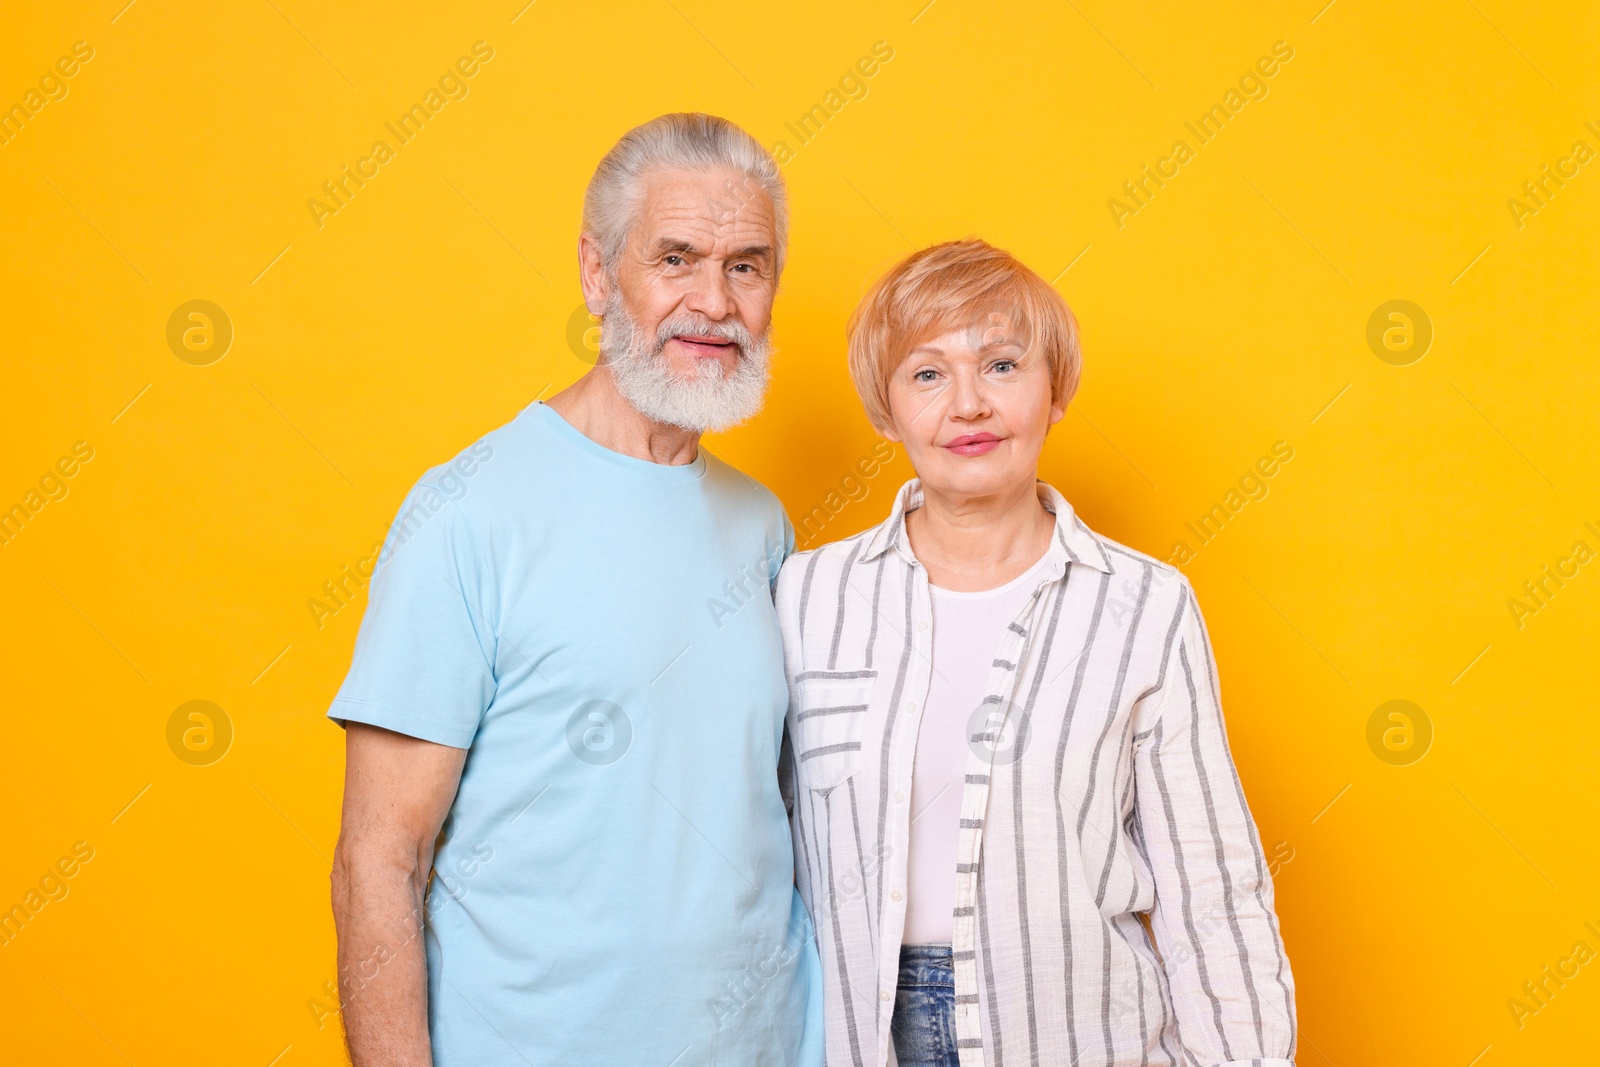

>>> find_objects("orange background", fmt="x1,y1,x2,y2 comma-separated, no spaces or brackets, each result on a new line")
2,1,1597,1064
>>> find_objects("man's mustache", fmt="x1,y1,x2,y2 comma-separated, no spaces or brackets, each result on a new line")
652,315,757,355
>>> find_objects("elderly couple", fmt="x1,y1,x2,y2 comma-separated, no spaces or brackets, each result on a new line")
327,113,1297,1067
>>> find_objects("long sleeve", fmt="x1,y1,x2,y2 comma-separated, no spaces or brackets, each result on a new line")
1132,579,1298,1066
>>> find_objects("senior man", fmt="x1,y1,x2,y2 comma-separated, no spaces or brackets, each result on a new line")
327,113,822,1067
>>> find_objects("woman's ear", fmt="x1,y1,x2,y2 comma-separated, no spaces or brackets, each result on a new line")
1047,399,1066,427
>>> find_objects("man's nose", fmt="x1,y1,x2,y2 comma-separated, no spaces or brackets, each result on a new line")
684,264,734,322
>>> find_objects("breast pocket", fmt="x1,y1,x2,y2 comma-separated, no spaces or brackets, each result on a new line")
790,668,876,792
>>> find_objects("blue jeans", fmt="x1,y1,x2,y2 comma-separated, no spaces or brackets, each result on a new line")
890,944,959,1067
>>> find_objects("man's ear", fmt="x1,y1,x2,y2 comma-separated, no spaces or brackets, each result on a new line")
578,233,610,315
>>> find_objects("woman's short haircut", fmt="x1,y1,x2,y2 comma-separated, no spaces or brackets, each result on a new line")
846,238,1083,433
583,112,789,277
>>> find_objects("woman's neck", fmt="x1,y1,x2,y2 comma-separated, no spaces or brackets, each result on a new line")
905,479,1056,592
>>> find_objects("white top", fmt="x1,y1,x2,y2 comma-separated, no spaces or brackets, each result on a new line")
777,478,1298,1067
903,548,1053,945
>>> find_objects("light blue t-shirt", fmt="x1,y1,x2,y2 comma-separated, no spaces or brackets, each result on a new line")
329,400,823,1067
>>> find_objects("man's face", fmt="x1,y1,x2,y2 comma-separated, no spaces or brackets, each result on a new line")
614,165,778,376
583,166,780,432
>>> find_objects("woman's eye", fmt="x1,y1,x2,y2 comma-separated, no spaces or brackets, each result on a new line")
913,369,939,383
991,359,1017,374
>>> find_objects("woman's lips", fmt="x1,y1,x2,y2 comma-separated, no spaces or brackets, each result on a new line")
944,433,1002,457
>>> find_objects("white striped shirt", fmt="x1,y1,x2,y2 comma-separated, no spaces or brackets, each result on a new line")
776,478,1297,1067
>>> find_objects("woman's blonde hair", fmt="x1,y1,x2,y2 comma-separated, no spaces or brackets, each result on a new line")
846,238,1083,433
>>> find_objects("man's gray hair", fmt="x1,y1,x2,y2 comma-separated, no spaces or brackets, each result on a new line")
583,113,788,277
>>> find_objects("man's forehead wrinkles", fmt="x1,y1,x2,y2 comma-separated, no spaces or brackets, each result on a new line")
645,198,773,227
646,207,774,235
637,219,776,259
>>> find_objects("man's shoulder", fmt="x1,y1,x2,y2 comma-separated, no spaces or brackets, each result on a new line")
702,449,783,507
406,401,549,511
375,409,538,566
701,451,792,540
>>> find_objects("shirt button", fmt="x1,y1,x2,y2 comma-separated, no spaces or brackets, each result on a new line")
917,620,928,632
905,701,917,713
894,790,905,803
891,890,903,901
881,990,892,1002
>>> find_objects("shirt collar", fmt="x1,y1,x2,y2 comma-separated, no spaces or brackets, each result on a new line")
858,477,1115,576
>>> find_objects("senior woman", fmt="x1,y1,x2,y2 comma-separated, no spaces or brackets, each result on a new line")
776,239,1297,1067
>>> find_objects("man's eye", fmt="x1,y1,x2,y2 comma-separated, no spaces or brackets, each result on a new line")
664,254,685,267
731,263,753,273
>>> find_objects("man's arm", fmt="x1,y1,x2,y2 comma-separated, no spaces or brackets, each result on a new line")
331,722,468,1067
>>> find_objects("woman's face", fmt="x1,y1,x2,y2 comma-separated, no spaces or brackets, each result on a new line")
881,314,1063,501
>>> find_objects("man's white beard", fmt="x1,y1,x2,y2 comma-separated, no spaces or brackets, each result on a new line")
598,288,772,434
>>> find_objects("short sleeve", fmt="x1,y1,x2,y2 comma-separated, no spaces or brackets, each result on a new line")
327,477,498,749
